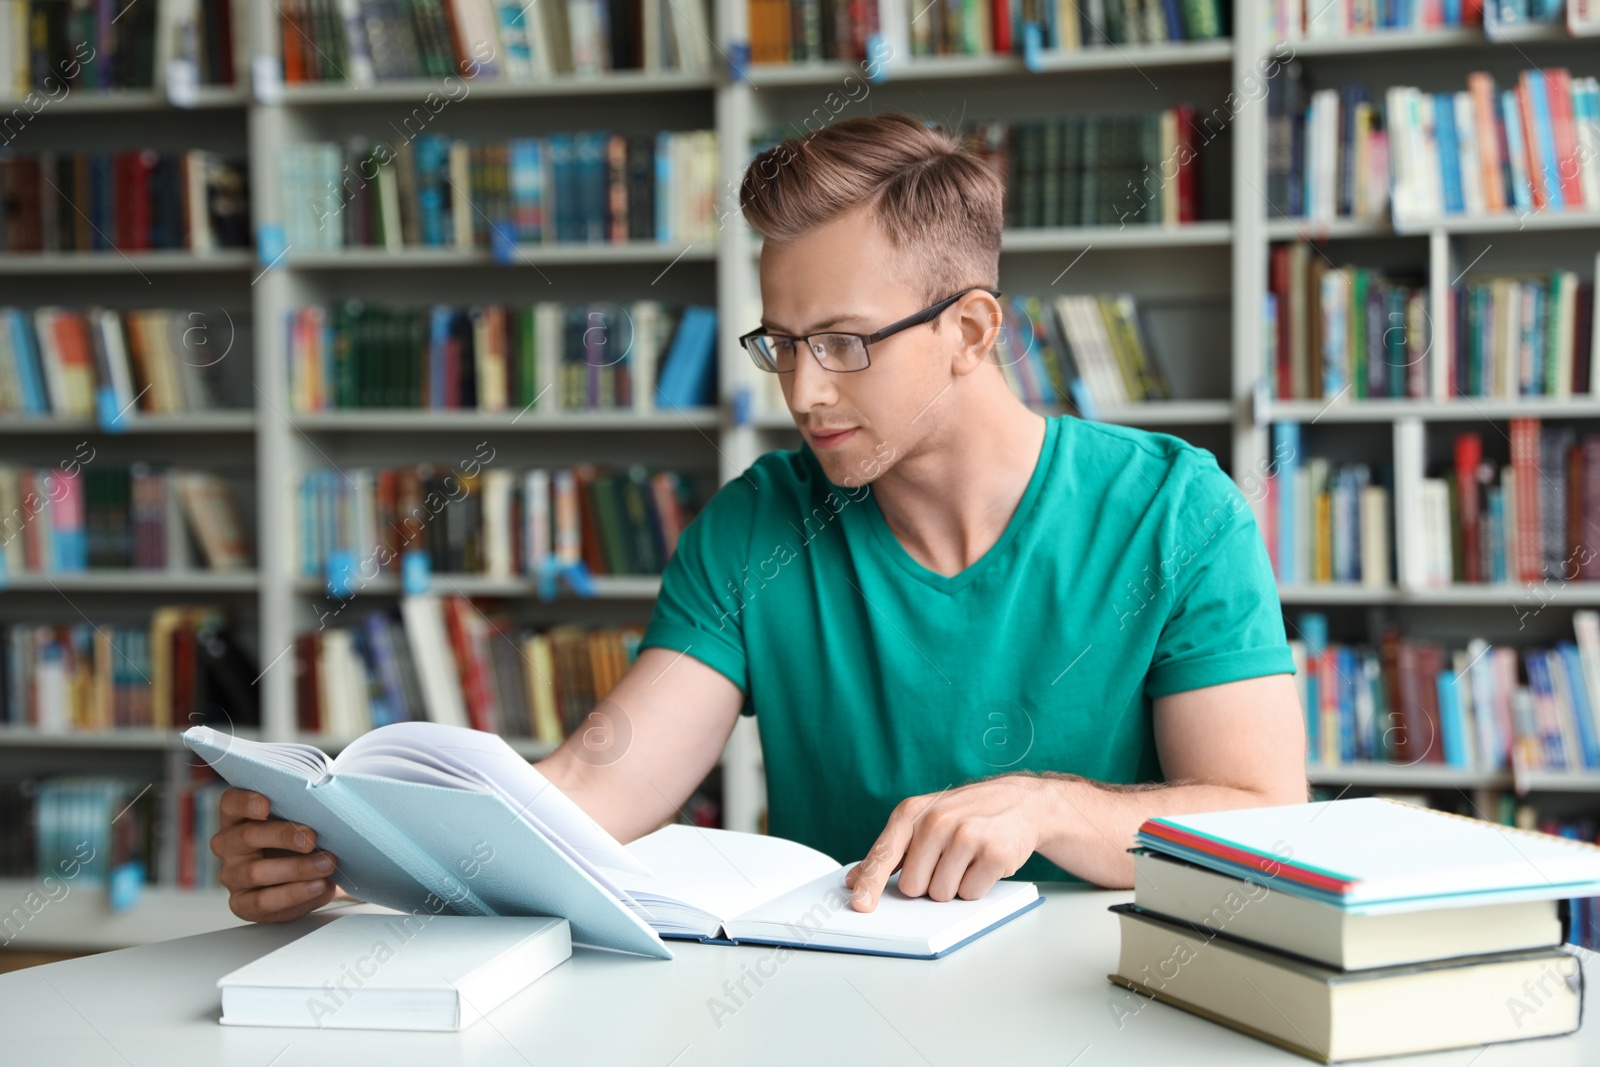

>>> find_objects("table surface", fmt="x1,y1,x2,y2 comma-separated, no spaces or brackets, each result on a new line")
3,884,1597,1067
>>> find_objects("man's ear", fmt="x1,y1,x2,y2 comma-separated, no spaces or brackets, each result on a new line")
951,290,1004,377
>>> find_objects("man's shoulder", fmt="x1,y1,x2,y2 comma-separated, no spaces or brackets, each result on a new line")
1057,416,1234,504
692,447,827,524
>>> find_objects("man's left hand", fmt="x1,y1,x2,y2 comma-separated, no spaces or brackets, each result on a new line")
843,775,1047,912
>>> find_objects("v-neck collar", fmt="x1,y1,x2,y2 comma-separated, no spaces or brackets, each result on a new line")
848,416,1059,595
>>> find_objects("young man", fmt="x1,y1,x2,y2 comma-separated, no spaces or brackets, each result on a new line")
211,114,1305,925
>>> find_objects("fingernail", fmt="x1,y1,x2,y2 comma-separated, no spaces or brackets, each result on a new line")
294,832,309,850
251,798,266,817
314,854,334,873
305,879,325,894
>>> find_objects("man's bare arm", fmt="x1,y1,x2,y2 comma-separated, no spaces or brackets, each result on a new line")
532,646,745,843
846,673,1307,908
212,646,744,921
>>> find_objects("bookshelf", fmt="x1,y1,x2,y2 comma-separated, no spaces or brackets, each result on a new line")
4,1,1600,950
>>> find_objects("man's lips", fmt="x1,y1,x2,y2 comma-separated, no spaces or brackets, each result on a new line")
809,427,858,449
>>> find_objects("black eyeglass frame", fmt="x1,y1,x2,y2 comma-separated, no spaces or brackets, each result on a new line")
738,287,1003,374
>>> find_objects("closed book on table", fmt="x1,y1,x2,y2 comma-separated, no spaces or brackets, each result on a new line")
1137,797,1600,911
1109,905,1583,1063
218,913,571,1031
1130,848,1562,970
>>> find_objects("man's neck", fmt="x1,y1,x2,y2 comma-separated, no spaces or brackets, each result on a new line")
869,388,1049,578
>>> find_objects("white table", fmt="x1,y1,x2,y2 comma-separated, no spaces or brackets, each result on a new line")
3,884,1596,1066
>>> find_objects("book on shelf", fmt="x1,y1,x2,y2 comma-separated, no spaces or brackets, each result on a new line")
1111,799,1595,1062
981,112,1206,228
992,291,1172,410
1404,420,1600,586
185,720,1043,959
1263,425,1392,586
294,600,642,744
1266,248,1600,402
1387,67,1600,225
1263,0,1486,39
280,129,716,252
217,914,573,1031
1266,66,1392,223
0,0,244,99
2,606,259,732
746,0,1226,64
288,300,715,413
297,463,694,581
0,150,250,254
0,465,253,575
275,0,716,83
0,770,234,894
0,306,242,417
1288,608,1600,773
1572,0,1600,34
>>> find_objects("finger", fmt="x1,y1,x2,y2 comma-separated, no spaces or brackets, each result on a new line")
849,814,915,913
232,876,331,920
956,855,1009,901
218,788,272,824
237,820,318,853
240,852,336,890
924,828,981,903
895,813,955,899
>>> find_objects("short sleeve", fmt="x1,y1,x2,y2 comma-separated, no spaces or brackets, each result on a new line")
638,474,756,698
1144,455,1297,700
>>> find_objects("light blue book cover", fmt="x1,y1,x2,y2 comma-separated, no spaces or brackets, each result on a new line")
1273,422,1300,586
1557,644,1600,771
1500,90,1533,213
1435,668,1467,768
1525,72,1565,211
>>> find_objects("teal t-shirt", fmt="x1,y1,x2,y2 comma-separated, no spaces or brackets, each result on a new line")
639,415,1295,882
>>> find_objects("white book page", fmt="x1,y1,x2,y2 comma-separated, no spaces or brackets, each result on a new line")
620,824,841,921
725,868,1039,952
332,722,653,884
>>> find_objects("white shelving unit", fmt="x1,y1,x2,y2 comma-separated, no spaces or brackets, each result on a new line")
5,2,1600,950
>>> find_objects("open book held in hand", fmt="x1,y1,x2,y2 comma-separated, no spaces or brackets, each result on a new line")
183,722,1041,959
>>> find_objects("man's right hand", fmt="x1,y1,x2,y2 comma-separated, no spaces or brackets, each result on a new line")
212,788,343,922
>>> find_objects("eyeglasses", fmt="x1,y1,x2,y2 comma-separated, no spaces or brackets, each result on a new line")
739,287,1002,374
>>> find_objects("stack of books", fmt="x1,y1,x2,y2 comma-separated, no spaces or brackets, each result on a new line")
1111,798,1597,1061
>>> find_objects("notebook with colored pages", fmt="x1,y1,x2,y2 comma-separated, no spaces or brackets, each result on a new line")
183,722,1040,960
1137,797,1600,913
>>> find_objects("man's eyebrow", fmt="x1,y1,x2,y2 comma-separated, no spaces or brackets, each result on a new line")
760,312,871,334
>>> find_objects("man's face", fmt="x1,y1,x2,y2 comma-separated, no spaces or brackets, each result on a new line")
758,205,963,487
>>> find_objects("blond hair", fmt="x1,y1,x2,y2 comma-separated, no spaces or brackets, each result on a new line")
739,114,1003,307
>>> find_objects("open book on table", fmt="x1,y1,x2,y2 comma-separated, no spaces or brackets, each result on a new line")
183,722,1041,960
